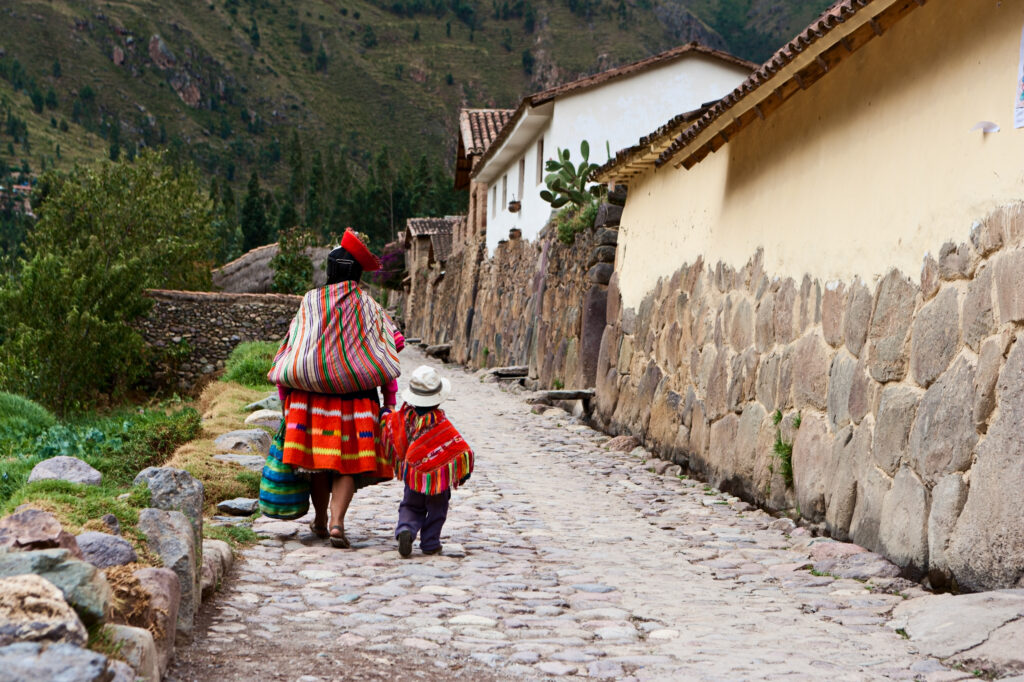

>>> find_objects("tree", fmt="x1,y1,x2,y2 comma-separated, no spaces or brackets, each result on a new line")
270,226,315,294
315,45,328,72
299,24,314,53
0,152,214,414
240,171,269,251
52,60,62,78
522,49,535,75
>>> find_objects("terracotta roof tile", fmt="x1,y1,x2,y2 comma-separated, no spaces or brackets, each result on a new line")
430,231,454,263
460,109,515,156
406,216,458,237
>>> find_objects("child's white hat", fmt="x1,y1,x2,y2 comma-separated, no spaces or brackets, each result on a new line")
401,365,452,407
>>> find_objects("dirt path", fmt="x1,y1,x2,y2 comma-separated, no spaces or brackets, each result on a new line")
169,348,957,681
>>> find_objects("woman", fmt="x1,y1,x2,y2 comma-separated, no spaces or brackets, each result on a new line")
270,229,402,548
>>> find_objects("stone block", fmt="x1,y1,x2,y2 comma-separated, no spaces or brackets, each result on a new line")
920,254,940,301
825,425,870,540
133,567,179,675
137,508,197,644
872,385,919,477
994,247,1024,323
973,206,1013,256
704,350,729,421
821,282,845,347
587,263,613,285
200,539,232,602
134,467,205,557
826,351,856,431
616,334,634,375
216,497,258,516
755,292,775,352
104,625,159,682
0,509,82,558
867,270,917,383
843,279,873,358
589,245,616,266
244,409,282,429
907,356,977,485
606,272,621,324
847,356,876,425
0,642,115,681
212,429,271,455
580,285,608,388
848,449,891,554
879,466,929,574
909,286,960,388
791,413,834,520
594,203,623,228
0,548,111,625
75,532,137,569
27,456,102,487
244,394,281,412
729,298,754,351
927,474,968,585
791,333,830,411
947,334,1024,590
754,351,781,413
938,241,973,280
594,227,618,246
973,337,1003,433
726,349,758,412
889,590,1024,660
773,279,798,345
962,264,995,352
0,574,87,647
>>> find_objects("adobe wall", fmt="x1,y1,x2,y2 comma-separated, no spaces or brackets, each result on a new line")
593,204,1024,592
135,289,300,392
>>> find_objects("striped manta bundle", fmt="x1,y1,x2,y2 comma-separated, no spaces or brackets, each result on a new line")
382,406,474,496
259,423,311,520
268,281,401,394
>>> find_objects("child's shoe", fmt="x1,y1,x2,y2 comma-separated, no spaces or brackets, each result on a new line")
397,530,413,558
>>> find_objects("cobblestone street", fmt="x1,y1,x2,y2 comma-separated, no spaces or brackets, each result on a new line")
170,349,964,681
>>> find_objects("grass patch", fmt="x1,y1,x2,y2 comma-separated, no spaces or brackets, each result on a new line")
204,521,259,548
221,341,278,389
554,201,599,245
0,392,56,435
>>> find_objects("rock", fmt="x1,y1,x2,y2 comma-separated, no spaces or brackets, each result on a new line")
0,574,87,647
813,550,901,581
134,567,179,675
594,203,623,228
843,279,873,358
489,366,528,377
134,467,204,553
100,515,121,536
878,466,929,574
821,282,846,348
425,344,451,360
604,435,639,452
773,278,798,344
729,298,754,351
0,548,111,625
938,241,972,280
200,539,232,602
826,351,856,431
951,619,1024,675
587,263,613,285
791,414,834,520
791,333,830,412
109,659,137,682
104,624,159,682
0,642,116,681
872,385,919,476
848,460,891,553
244,394,282,412
927,474,969,585
947,336,1024,591
825,424,871,540
75,532,137,569
594,227,618,246
212,454,265,472
216,498,258,516
847,356,875,425
920,254,940,301
973,337,1003,433
909,287,960,388
243,409,282,429
137,508,197,644
0,509,82,558
889,590,1024,659
994,247,1024,324
212,429,271,455
866,270,917,383
907,356,977,486
962,264,996,352
590,245,616,266
27,456,102,487
755,292,775,352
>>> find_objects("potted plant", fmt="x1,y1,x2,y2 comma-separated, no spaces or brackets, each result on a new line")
508,197,521,213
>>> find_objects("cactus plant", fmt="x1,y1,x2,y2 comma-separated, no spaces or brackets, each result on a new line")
539,140,603,210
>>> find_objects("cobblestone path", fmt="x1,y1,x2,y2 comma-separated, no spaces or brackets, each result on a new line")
171,349,962,681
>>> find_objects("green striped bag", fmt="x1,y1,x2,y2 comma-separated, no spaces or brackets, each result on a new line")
258,422,310,520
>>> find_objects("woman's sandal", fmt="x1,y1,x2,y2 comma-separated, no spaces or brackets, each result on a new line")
309,520,329,539
329,525,350,549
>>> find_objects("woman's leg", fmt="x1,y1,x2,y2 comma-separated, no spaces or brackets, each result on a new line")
329,475,356,537
310,473,330,529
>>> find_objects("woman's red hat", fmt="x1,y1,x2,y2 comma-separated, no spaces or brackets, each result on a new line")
341,228,381,272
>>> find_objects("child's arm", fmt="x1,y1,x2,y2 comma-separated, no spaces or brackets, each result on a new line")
382,379,398,410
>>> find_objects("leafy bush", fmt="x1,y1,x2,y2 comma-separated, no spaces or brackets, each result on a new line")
271,226,315,294
367,241,406,290
0,392,56,437
554,201,598,245
222,341,278,388
540,141,603,210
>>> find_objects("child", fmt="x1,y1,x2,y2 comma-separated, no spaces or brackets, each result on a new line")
380,365,473,557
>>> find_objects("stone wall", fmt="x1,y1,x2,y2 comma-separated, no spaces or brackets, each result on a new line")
135,289,301,392
593,203,1024,592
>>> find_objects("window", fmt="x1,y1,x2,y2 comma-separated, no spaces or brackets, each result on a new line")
536,138,544,184
491,186,497,217
502,174,507,211
517,158,525,204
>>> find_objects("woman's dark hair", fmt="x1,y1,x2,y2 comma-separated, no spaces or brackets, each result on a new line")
326,247,363,284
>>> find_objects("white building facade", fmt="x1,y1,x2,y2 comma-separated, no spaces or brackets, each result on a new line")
473,44,755,253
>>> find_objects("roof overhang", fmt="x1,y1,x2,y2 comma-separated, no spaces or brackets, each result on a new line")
473,102,554,185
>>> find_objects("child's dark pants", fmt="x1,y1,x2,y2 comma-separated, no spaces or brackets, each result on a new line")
395,485,450,552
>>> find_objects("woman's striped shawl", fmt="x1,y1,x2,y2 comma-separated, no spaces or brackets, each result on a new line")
382,406,474,495
268,281,401,394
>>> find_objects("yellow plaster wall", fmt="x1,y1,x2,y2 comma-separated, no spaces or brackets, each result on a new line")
617,0,1024,309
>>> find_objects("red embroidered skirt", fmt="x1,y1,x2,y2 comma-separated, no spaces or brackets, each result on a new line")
281,389,392,484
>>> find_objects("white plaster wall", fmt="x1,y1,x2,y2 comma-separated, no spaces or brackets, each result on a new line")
485,54,751,253
616,0,1024,309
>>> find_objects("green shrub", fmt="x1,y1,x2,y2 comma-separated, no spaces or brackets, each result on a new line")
0,392,56,437
555,201,599,245
222,341,278,388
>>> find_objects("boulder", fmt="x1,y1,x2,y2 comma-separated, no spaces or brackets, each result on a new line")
962,264,995,352
947,335,1024,590
603,435,639,452
889,590,1024,659
594,203,623,229
825,424,871,540
973,337,1003,433
212,429,271,455
75,532,136,569
27,456,102,487
938,241,973,280
773,278,798,345
920,254,940,301
926,474,968,585
994,246,1024,324
137,508,197,644
424,344,451,360
0,548,110,625
843,279,873,358
878,466,929,574
594,227,618,246
791,333,831,412
200,539,232,602
587,263,613,285
243,409,282,429
134,467,204,554
907,356,977,485
212,454,265,472
109,660,137,682
848,455,891,553
826,351,856,431
0,642,116,682
872,385,920,477
133,567,180,675
847,356,876,425
244,394,282,412
216,498,258,516
0,509,82,558
909,287,960,388
866,270,917,383
0,574,87,647
103,624,159,682
821,282,846,348
813,550,900,581
791,414,834,520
